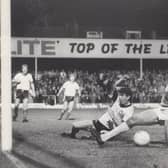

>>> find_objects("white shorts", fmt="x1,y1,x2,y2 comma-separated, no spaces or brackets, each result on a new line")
154,106,168,120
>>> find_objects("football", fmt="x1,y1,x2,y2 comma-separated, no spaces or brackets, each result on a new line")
133,130,150,146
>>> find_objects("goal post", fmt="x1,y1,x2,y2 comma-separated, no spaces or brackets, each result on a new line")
164,120,168,146
1,0,12,151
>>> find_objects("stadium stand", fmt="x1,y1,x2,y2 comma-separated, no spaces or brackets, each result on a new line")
14,69,167,104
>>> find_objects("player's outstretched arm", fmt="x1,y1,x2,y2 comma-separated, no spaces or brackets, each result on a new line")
57,86,64,97
12,80,18,87
30,82,36,97
12,75,21,87
76,88,81,97
12,73,19,81
114,77,125,87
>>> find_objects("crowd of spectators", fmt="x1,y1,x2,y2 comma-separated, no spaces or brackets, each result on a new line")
33,69,168,104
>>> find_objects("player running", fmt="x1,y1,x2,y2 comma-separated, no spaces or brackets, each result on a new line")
62,87,134,138
57,73,80,120
91,86,168,145
12,64,35,122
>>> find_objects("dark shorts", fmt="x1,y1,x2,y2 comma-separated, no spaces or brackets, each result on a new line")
16,89,29,101
92,120,112,132
65,96,75,102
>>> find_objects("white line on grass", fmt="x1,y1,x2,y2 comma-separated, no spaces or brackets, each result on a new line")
3,152,27,168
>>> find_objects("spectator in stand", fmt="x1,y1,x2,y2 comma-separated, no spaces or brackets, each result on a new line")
13,69,168,104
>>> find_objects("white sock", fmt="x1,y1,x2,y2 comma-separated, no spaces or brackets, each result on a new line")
101,122,130,142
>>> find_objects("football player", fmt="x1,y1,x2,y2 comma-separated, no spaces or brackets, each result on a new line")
12,64,35,122
92,86,168,145
57,73,80,120
62,87,134,139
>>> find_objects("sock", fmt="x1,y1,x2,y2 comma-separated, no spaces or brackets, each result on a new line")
23,109,28,120
65,113,71,120
101,122,130,142
58,110,66,120
14,106,19,119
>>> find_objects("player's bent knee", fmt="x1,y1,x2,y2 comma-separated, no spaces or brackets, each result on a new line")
23,104,28,109
67,109,73,113
67,110,71,113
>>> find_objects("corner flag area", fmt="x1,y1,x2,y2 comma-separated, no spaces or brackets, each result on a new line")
1,107,168,168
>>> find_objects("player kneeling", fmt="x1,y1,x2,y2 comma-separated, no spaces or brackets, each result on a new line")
91,88,168,145
62,87,133,139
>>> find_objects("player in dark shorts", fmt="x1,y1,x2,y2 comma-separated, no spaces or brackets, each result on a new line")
57,73,80,120
91,86,168,145
12,64,35,122
61,87,133,139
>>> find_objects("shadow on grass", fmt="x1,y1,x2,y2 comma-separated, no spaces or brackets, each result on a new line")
79,134,166,148
12,151,54,168
12,131,166,168
13,132,87,168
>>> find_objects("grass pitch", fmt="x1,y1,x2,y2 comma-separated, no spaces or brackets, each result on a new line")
11,108,168,168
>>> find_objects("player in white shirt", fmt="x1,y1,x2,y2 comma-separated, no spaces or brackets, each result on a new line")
12,64,35,122
57,73,80,120
61,87,134,139
92,86,168,145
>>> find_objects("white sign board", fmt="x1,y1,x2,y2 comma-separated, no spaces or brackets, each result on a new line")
11,37,168,58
